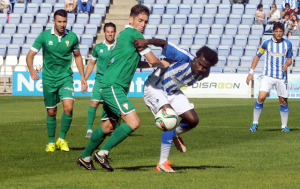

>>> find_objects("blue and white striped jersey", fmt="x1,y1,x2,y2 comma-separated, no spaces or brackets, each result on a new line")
147,43,210,95
257,38,293,79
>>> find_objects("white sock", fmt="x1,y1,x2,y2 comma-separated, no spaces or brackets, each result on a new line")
159,143,172,165
87,129,93,133
58,138,63,141
280,111,289,128
98,150,109,156
253,101,263,124
83,156,91,162
49,142,55,145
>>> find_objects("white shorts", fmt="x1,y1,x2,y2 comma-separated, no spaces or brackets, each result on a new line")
259,76,289,98
143,81,194,116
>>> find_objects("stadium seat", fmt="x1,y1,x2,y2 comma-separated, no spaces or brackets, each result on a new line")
183,0,196,5
209,0,221,4
218,45,230,56
197,24,210,35
149,14,161,25
242,14,254,25
154,34,167,40
98,0,110,6
169,0,181,4
31,0,43,4
14,65,27,72
5,55,18,66
54,4,65,12
211,67,223,73
205,4,218,15
294,57,300,67
45,23,54,30
144,25,157,35
45,0,56,5
188,14,201,25
181,34,194,46
201,14,214,25
40,3,53,14
211,24,224,35
20,44,32,56
191,4,204,15
240,56,253,67
143,4,152,12
289,36,300,48
76,14,89,25
0,65,13,76
143,35,153,40
231,46,244,57
236,67,250,73
248,0,261,5
225,24,237,35
36,14,49,26
21,14,34,24
156,0,168,5
262,35,271,42
179,4,191,15
157,25,170,35
13,4,26,14
227,56,240,67
208,35,220,46
7,44,20,56
89,14,102,27
263,5,271,15
72,24,85,36
0,24,2,33
238,25,250,35
217,56,227,67
190,45,201,55
244,45,258,57
232,4,244,15
151,46,163,57
93,4,106,16
215,14,228,25
31,24,43,34
251,25,264,36
81,34,93,48
18,55,26,65
12,34,25,45
194,34,207,46
221,35,234,46
292,47,298,58
161,14,174,25
0,34,12,45
245,4,256,15
79,45,89,58
235,35,248,47
0,45,6,57
8,14,21,24
170,24,183,35
175,14,187,25
195,0,207,4
26,3,39,14
0,14,7,25
229,14,241,25
218,4,230,15
85,24,98,37
167,34,180,45
248,35,261,47
152,4,165,15
184,24,197,35
166,4,178,15
17,24,30,35
26,34,38,44
4,24,17,35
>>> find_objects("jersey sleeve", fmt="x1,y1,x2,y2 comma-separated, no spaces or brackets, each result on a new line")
91,45,98,60
31,32,44,52
257,40,268,57
162,43,190,63
286,41,293,58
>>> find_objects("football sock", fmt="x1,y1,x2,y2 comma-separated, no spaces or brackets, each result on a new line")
82,126,108,158
159,129,175,165
280,104,289,128
253,101,263,124
176,121,192,135
87,106,97,131
59,112,72,139
100,123,133,151
46,115,56,143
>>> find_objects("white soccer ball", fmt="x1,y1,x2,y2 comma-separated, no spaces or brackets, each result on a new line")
155,108,178,131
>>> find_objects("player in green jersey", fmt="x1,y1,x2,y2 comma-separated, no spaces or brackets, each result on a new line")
26,9,87,152
84,22,116,138
77,4,168,171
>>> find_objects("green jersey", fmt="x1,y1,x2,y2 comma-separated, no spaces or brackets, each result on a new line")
100,25,150,92
91,41,115,82
32,28,79,83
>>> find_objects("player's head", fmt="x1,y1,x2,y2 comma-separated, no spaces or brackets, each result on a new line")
272,22,284,42
191,46,218,76
129,4,150,33
53,9,67,35
104,22,116,44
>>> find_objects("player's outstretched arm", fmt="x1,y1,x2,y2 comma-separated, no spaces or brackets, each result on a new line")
134,38,167,51
26,50,39,80
84,59,96,80
73,50,87,93
246,55,260,85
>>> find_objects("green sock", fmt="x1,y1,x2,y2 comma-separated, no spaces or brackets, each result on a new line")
100,123,133,152
87,106,97,130
82,126,108,158
59,112,72,139
46,115,56,143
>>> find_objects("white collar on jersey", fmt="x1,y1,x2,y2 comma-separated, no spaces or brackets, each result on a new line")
125,25,133,29
51,27,68,36
102,40,115,48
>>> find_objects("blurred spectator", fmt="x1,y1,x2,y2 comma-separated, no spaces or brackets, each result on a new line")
9,0,15,12
268,4,281,23
295,2,300,14
287,14,299,35
281,3,295,18
282,0,296,10
281,13,291,35
255,4,266,25
0,0,10,14
296,18,300,35
64,0,77,13
78,0,91,14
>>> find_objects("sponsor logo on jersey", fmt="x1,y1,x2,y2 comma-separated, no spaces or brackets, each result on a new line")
123,103,129,110
100,49,103,53
48,41,53,45
65,40,70,47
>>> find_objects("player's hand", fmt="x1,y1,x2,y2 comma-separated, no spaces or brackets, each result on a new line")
160,59,171,68
134,38,148,51
246,74,253,85
282,64,288,72
81,78,87,94
29,68,40,80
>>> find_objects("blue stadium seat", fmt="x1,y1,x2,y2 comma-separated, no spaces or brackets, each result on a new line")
98,0,110,7
89,14,102,26
4,24,17,35
166,4,178,15
211,24,224,35
292,46,298,57
183,0,196,5
181,34,194,46
151,46,162,57
217,56,226,67
7,44,20,56
94,4,106,16
229,14,241,25
211,67,223,73
169,0,181,4
225,24,237,35
294,57,300,67
248,35,261,47
194,34,207,46
238,25,250,35
170,24,183,35
190,45,201,55
209,0,221,4
235,35,248,47
218,45,230,56
208,35,220,46
0,34,11,45
54,3,64,12
45,0,56,5
205,4,217,15
245,45,258,57
21,44,32,55
288,36,300,48
26,34,38,44
76,14,89,24
81,34,93,48
157,25,170,35
152,4,165,15
143,35,153,39
242,14,254,25
251,25,264,36
195,0,207,4
0,14,7,25
143,0,155,4
263,5,271,15
144,25,157,35
31,24,43,34
85,24,98,37
240,56,253,67
236,67,250,73
18,24,31,35
191,4,204,15
161,14,174,25
67,13,76,25
245,4,257,15
40,3,53,14
13,3,26,14
184,24,197,35
231,46,244,57
72,24,85,36
227,55,240,67
248,0,261,5
149,14,161,25
201,14,214,25
262,35,271,42
31,0,43,5
215,14,228,25
0,44,6,57
26,3,39,14
156,0,168,5
179,4,191,15
175,14,187,25
197,24,210,35
221,35,234,46
8,14,21,24
188,14,201,24
12,34,25,45
0,24,2,33
218,4,230,15
232,4,244,15
167,34,180,45
58,0,65,3
36,14,49,26
154,34,167,40
21,14,34,24
222,0,231,4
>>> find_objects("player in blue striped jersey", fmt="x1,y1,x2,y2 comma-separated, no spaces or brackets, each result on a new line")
246,22,293,133
135,38,218,172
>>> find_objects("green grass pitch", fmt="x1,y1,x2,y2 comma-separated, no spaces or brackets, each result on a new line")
1,96,300,188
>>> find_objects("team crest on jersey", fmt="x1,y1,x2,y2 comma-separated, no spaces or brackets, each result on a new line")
100,49,103,53
65,40,70,47
123,103,129,110
48,41,53,45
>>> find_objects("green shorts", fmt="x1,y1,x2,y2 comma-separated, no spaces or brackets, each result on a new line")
100,85,135,120
91,81,103,103
43,80,74,108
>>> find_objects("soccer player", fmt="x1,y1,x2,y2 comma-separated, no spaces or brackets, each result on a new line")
134,38,218,172
26,9,87,152
85,22,116,138
246,22,293,133
77,4,168,171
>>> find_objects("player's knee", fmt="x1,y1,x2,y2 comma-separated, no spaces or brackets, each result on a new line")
64,107,73,115
188,117,199,128
128,119,140,130
47,109,57,117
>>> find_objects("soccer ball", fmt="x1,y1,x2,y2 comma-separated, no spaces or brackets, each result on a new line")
155,108,178,131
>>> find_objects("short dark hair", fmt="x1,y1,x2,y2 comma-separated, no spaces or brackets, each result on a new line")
104,22,116,32
273,22,284,31
196,46,218,67
285,3,290,8
54,9,67,19
257,3,263,10
130,4,150,17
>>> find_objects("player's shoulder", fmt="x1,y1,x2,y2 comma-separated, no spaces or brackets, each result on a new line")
66,29,78,38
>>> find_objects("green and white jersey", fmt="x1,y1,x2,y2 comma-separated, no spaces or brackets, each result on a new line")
91,41,115,82
100,25,150,92
31,27,79,83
